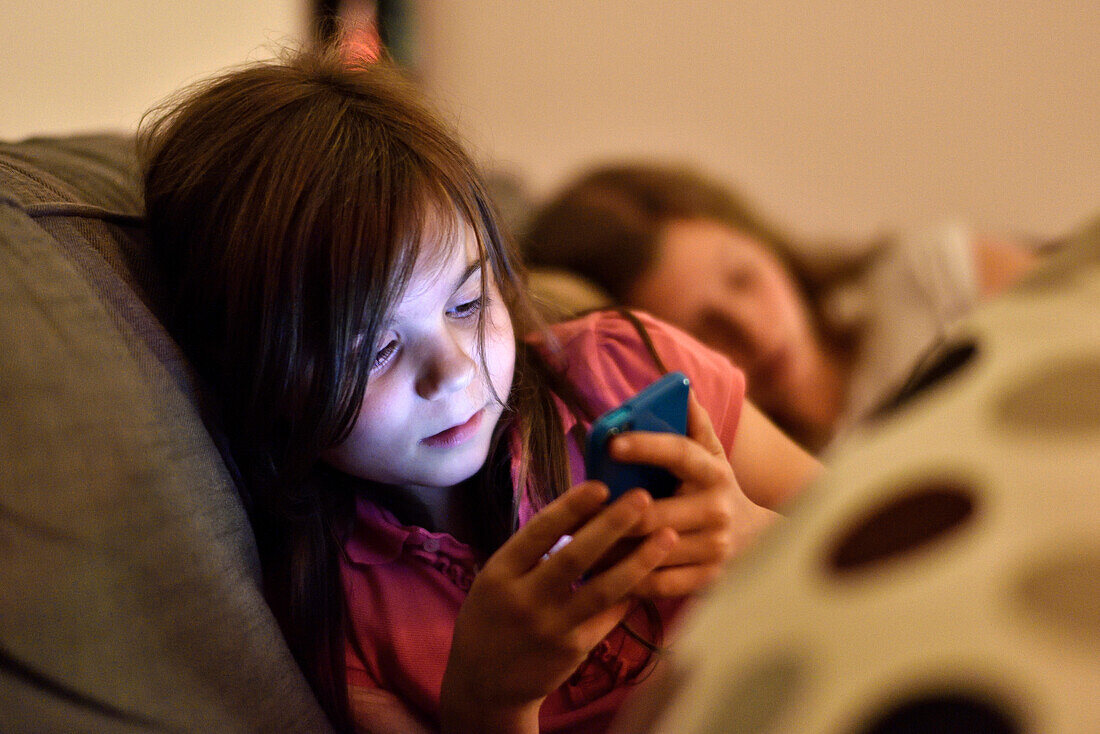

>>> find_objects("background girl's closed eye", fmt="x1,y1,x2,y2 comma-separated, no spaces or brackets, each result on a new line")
140,47,819,734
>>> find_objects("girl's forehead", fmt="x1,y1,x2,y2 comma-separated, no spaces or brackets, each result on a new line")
665,218,773,267
392,213,484,311
414,209,481,276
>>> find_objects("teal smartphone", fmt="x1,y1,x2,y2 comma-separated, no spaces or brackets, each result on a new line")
585,372,690,501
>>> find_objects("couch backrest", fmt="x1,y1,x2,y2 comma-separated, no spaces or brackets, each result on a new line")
0,135,332,732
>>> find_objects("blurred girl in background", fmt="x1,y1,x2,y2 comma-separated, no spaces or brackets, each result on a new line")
524,163,1038,452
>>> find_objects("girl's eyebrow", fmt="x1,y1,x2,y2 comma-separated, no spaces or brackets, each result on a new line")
452,261,482,293
386,260,483,328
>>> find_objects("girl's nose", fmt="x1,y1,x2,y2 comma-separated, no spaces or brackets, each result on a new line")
415,334,477,400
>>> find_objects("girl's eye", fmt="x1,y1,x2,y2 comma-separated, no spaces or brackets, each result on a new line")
372,339,398,370
450,295,484,319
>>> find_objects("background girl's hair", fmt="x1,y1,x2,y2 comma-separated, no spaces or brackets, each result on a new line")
139,47,571,730
522,163,797,297
522,162,874,351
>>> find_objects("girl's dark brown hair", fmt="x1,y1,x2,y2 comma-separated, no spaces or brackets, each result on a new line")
139,47,571,730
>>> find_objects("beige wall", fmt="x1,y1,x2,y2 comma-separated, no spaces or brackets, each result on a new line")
3,2,1096,240
0,1,304,138
418,1,1099,241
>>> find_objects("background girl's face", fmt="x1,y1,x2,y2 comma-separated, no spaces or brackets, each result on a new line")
323,222,516,495
626,218,819,407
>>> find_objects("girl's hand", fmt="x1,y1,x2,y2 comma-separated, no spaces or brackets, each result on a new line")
440,482,677,734
608,390,780,599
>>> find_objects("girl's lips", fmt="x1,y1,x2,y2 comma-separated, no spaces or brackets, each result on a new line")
422,409,484,448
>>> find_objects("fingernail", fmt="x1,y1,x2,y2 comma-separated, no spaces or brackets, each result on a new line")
542,534,574,560
610,436,630,456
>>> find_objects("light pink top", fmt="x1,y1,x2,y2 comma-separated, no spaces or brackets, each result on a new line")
341,311,747,732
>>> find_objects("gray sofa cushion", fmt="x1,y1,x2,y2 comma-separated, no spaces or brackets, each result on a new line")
0,135,331,732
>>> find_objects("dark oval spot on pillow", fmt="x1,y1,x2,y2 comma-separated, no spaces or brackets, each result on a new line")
854,693,1022,734
1013,548,1100,647
827,482,976,573
996,358,1100,432
870,341,978,420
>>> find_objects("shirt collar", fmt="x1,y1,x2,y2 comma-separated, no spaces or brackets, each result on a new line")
343,494,485,568
343,498,411,565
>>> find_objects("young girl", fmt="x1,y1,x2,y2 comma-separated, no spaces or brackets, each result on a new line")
525,163,1039,452
139,49,820,734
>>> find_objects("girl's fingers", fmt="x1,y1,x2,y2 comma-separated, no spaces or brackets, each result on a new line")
568,598,636,647
609,430,728,492
567,527,679,624
492,481,610,574
537,489,653,589
641,528,732,568
634,488,736,535
632,560,725,600
685,390,726,456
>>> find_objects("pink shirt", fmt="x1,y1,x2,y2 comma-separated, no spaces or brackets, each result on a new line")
341,311,747,732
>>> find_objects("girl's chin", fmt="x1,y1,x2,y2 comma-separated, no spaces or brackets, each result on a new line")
415,451,491,488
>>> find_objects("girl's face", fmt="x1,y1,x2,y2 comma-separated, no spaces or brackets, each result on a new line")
626,218,821,412
323,221,516,497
